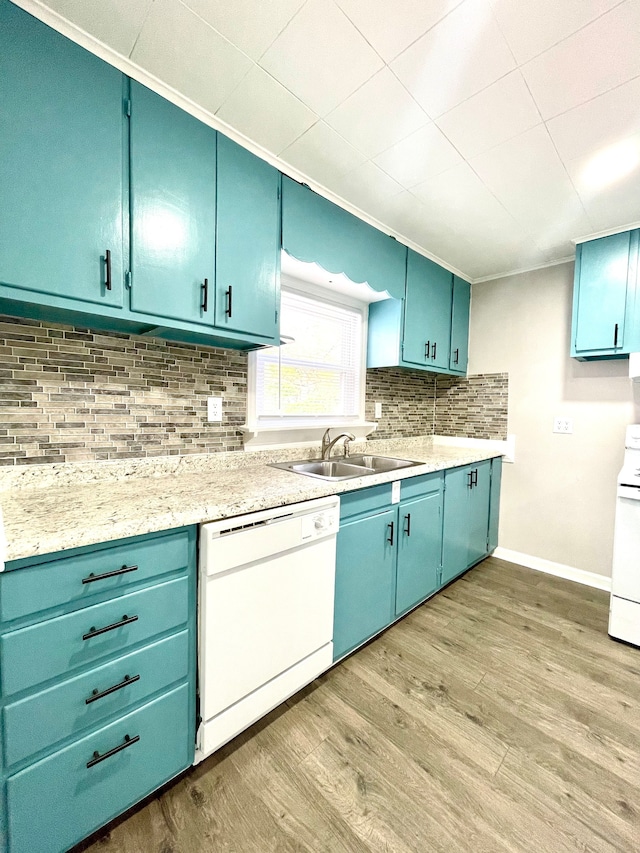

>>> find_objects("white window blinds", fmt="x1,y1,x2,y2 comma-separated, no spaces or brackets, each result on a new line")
255,289,363,423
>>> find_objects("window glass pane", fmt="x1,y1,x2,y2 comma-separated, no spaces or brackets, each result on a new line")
255,288,363,422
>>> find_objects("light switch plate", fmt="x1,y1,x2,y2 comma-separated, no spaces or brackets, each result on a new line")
207,397,222,422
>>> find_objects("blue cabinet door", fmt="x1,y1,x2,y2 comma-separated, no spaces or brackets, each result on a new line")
334,509,396,660
572,231,637,356
450,276,470,374
468,461,491,567
395,491,442,616
214,136,280,342
0,1,125,309
403,250,452,369
129,80,216,325
488,457,502,552
441,465,471,586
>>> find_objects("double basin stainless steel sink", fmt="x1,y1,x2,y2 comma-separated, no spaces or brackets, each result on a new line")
270,454,423,481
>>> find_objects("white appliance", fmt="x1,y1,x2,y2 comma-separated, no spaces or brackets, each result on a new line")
196,494,339,762
609,424,640,645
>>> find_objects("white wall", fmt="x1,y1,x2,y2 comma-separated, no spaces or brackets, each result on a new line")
470,261,640,578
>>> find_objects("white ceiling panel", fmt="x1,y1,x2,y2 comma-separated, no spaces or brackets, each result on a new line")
328,161,404,222
522,1,640,120
36,0,153,56
489,0,624,65
565,149,640,232
374,122,464,188
216,66,317,156
181,0,306,60
435,71,541,160
258,0,383,117
547,76,640,163
334,0,464,63
325,68,429,159
131,0,252,115
280,121,367,187
391,0,516,119
471,124,574,197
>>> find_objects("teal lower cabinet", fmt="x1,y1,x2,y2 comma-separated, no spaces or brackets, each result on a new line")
333,473,444,661
333,486,397,660
441,458,501,586
395,474,443,616
0,527,197,853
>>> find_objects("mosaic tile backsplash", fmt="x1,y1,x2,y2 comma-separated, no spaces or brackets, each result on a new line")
435,373,509,440
0,316,508,465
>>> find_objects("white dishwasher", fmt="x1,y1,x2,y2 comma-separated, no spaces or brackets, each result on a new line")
195,494,339,762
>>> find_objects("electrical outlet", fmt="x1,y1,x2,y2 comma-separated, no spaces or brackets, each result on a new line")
553,417,573,434
207,397,222,422
374,401,383,418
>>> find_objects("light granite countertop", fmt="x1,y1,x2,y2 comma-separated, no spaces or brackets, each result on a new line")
0,436,504,567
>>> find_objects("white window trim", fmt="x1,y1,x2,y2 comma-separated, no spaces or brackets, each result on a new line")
240,276,377,450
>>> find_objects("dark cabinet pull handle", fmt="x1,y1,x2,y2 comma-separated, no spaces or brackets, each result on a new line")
104,249,112,291
467,471,473,489
471,469,478,487
431,342,437,360
82,564,138,585
225,285,233,318
453,348,459,365
404,513,411,537
387,521,394,546
424,341,430,361
86,673,140,705
83,614,138,641
201,278,209,312
87,734,140,768
614,323,619,347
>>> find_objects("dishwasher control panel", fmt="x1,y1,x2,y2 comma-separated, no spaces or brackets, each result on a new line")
300,506,339,541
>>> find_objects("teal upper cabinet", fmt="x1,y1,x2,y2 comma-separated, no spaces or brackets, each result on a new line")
450,276,470,374
0,1,125,310
129,81,216,326
214,136,280,343
367,252,468,376
571,230,639,359
403,249,452,369
281,178,406,300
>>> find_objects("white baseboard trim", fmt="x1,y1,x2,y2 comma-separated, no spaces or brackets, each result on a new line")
493,547,612,592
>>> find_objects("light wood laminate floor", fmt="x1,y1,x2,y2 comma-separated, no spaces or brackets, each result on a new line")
81,558,640,853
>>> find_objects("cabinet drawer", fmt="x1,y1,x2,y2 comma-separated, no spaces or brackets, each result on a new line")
6,684,191,853
1,576,188,697
339,483,392,521
400,471,442,502
3,630,189,767
0,529,190,623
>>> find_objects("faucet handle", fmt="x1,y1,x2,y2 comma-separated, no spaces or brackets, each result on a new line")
343,433,355,457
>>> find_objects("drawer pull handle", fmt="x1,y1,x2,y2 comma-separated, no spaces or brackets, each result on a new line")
225,285,233,318
431,342,437,360
387,521,394,546
404,513,411,537
453,347,459,365
82,564,139,584
424,340,430,361
201,277,209,312
86,673,140,705
614,323,619,347
104,249,112,291
87,733,140,768
83,614,138,641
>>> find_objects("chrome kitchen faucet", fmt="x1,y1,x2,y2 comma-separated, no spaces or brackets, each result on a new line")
321,429,355,460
